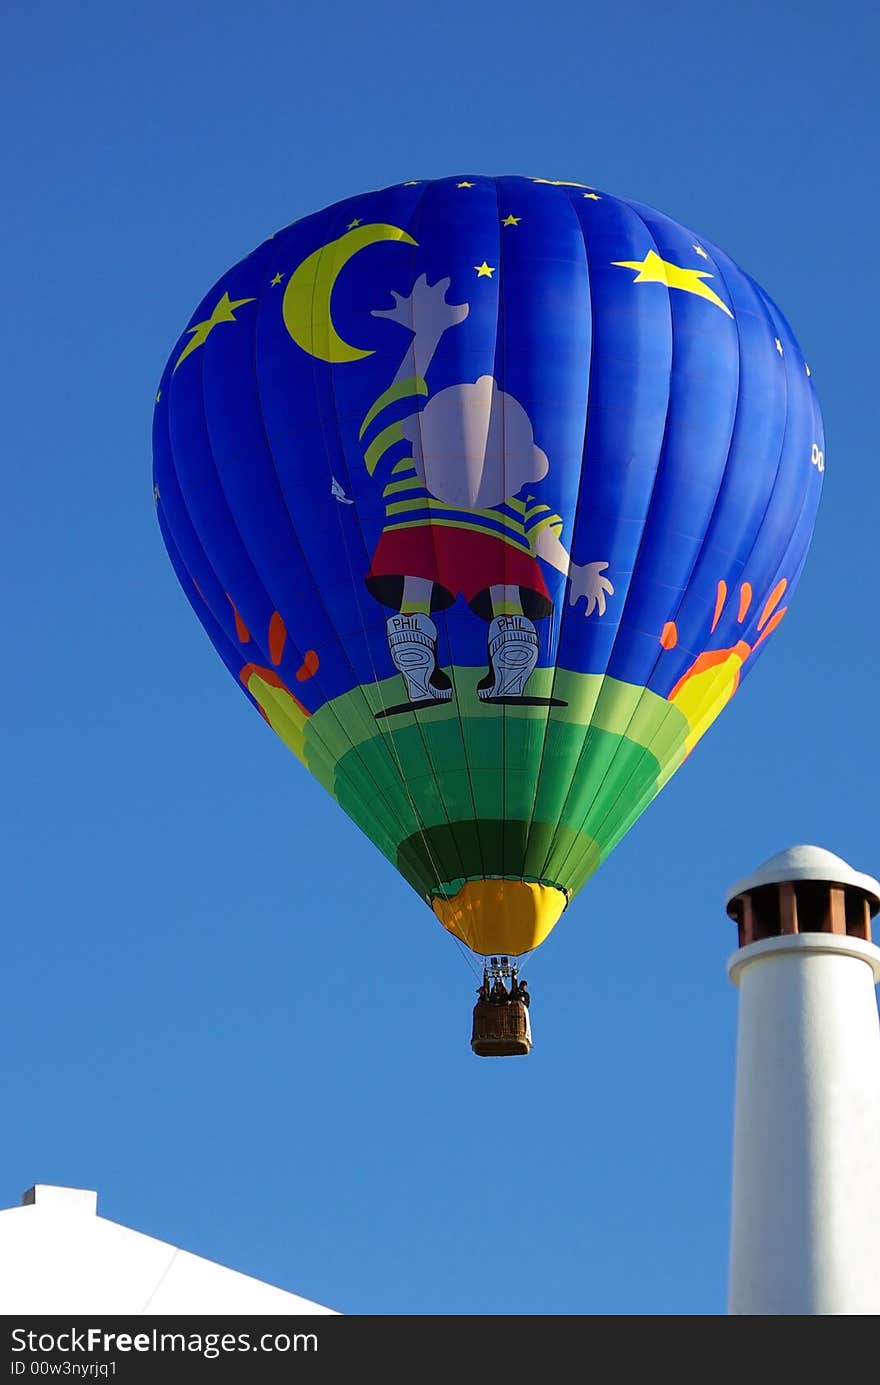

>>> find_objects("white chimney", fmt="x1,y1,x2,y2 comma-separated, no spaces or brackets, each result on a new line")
725,845,880,1315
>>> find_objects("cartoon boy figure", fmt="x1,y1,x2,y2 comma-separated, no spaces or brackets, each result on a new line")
358,275,612,709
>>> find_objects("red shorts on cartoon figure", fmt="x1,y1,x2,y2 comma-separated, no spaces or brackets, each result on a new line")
366,524,553,619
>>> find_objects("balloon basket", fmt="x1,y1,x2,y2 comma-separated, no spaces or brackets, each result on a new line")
471,957,532,1057
471,999,532,1056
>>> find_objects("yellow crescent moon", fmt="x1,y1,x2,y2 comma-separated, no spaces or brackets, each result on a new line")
282,223,417,363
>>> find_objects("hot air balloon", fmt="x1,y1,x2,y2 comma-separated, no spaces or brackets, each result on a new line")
153,175,823,1055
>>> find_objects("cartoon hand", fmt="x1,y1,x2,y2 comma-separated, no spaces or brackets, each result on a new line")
568,561,613,618
372,273,468,336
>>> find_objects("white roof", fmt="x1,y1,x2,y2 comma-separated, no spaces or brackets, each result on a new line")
0,1185,338,1315
725,845,880,914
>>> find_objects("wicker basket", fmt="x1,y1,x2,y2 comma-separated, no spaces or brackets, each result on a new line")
471,999,532,1057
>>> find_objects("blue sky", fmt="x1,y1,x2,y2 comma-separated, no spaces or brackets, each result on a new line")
2,0,877,1315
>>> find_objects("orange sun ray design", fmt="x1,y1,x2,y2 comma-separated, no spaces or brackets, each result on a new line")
661,577,788,753
236,612,323,767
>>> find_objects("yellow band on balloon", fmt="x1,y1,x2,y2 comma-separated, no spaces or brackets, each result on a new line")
432,879,568,956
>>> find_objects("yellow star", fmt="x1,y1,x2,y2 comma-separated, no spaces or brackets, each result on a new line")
583,192,601,201
457,181,474,188
502,214,521,227
475,261,495,278
173,291,256,371
775,338,783,355
270,272,283,286
693,244,709,259
532,179,589,187
347,218,362,229
611,249,733,319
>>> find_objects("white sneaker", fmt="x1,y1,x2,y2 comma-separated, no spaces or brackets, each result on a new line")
387,613,453,703
478,615,539,700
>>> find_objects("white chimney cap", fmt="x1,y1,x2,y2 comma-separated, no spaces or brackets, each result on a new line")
725,845,880,915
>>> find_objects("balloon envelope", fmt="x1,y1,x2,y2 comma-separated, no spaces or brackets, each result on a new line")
153,175,823,956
